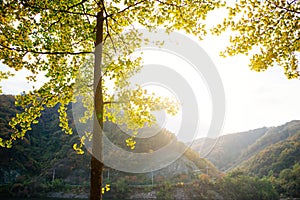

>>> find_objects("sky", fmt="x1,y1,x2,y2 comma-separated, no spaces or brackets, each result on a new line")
0,1,299,138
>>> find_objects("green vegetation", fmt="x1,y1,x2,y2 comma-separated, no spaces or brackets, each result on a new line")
140,173,279,200
213,0,300,79
216,172,279,200
1,94,299,199
192,120,300,199
1,0,224,198
277,163,300,198
241,131,300,177
1,1,299,199
0,94,217,198
193,120,300,173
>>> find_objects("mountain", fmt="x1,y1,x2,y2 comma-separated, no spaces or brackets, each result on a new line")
191,127,268,171
0,95,91,197
191,120,300,174
0,94,219,197
239,131,300,177
191,120,300,198
239,120,300,163
2,94,298,199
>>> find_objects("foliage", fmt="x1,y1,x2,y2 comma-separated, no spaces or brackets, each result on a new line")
1,1,299,199
216,172,279,200
192,120,300,198
213,0,300,79
115,178,128,193
101,184,110,194
48,179,65,190
277,163,300,198
156,181,173,200
0,1,224,198
0,94,221,197
0,0,223,149
0,95,91,196
241,131,300,177
107,177,130,199
147,173,280,199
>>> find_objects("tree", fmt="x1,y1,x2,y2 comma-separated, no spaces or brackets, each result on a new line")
0,0,223,199
278,163,300,197
213,0,300,79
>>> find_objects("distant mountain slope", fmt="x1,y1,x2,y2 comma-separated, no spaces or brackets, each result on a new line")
191,120,300,172
240,120,300,162
104,122,219,177
191,127,268,171
239,131,300,177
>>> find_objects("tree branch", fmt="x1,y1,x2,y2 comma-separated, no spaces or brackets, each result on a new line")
100,0,116,52
103,101,127,105
266,0,300,14
105,0,146,19
81,3,93,25
0,44,93,55
68,0,89,9
22,0,97,17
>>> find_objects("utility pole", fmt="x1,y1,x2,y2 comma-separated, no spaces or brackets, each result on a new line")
151,171,154,186
206,165,209,176
52,168,56,183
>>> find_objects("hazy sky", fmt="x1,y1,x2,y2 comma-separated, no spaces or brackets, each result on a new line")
0,2,299,138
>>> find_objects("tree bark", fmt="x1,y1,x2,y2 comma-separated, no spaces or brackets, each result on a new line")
90,6,104,200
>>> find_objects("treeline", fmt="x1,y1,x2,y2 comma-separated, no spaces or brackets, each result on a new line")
112,172,279,200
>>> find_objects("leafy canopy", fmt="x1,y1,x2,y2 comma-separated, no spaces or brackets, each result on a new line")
0,0,223,148
212,0,300,79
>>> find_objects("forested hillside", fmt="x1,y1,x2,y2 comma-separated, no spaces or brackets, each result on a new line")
0,94,219,198
1,94,299,199
0,95,91,197
192,120,300,172
192,120,300,198
191,127,268,170
241,121,300,160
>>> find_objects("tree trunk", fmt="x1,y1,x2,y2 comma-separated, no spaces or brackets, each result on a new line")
90,7,104,200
